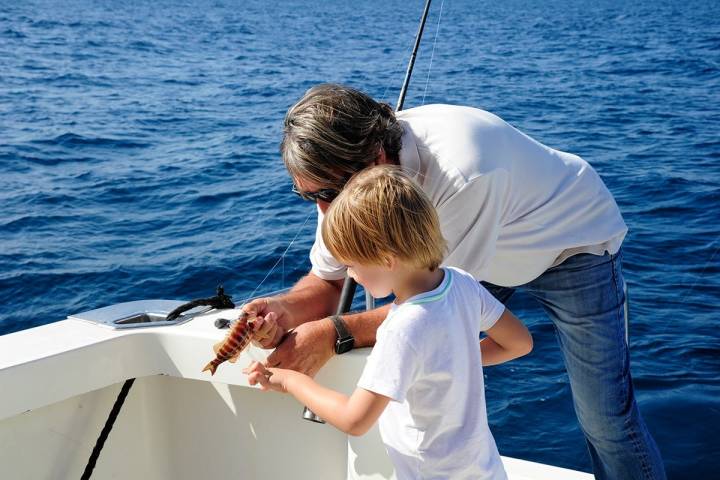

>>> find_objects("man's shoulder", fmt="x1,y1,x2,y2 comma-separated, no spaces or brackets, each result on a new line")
397,104,504,127
397,105,517,186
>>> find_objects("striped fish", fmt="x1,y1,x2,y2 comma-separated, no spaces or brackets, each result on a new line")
202,312,255,376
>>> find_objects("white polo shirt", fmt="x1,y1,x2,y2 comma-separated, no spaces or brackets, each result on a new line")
310,104,628,287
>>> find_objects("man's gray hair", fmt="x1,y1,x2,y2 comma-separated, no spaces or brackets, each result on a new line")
281,84,404,190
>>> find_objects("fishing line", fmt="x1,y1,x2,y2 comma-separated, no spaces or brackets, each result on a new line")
381,40,416,104
422,0,445,105
239,208,314,306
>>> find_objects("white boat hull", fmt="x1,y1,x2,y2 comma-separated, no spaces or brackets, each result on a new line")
0,307,592,479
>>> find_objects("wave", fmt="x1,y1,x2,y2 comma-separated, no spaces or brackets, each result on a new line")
32,133,151,149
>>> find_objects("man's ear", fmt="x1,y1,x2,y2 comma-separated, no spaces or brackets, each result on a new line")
375,146,390,166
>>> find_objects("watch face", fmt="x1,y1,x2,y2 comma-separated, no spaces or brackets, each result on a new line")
335,337,355,354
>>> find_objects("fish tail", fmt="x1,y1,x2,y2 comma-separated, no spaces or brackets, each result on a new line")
202,361,218,376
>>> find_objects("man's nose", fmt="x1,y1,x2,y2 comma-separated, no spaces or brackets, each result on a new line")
318,200,331,213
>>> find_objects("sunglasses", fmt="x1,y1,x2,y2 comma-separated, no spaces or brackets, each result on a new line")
291,184,341,203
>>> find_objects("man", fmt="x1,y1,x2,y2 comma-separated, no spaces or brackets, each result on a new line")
245,83,665,479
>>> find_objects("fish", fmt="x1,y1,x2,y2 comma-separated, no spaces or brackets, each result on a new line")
202,311,255,376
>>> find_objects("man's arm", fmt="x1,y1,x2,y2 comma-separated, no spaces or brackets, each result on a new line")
278,272,391,343
257,270,391,339
243,270,344,337
243,269,390,376
265,298,391,376
337,304,391,348
277,272,345,329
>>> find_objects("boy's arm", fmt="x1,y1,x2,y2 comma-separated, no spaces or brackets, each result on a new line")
286,372,390,436
480,308,533,366
245,363,390,436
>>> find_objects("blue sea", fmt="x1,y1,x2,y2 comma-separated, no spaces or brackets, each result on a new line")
1,0,718,477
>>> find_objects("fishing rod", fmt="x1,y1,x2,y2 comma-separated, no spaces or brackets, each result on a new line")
333,0,433,317
302,0,434,424
397,0,433,112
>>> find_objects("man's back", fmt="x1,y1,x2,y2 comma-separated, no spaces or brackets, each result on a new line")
396,104,628,286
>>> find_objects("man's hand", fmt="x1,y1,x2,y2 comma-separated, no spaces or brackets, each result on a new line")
250,312,284,349
265,317,336,377
242,296,292,349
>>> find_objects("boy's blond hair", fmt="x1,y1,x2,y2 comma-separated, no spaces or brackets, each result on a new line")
322,165,447,271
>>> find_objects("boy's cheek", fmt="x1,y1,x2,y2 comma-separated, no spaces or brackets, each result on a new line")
368,282,393,299
351,274,392,298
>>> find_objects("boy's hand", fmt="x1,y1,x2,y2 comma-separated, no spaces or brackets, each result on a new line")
243,361,289,393
250,312,284,349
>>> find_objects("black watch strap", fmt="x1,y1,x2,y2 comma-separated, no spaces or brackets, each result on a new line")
331,314,355,354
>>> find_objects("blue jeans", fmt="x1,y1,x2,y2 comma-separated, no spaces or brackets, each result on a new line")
481,248,666,479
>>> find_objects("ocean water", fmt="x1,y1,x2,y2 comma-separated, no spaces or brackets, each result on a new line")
1,0,718,477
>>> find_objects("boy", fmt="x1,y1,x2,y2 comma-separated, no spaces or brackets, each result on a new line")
245,165,532,479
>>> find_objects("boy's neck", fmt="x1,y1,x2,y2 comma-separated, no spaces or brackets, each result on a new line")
392,267,445,305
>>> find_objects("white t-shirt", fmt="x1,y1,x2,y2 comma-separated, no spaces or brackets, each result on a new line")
357,266,508,480
310,104,628,287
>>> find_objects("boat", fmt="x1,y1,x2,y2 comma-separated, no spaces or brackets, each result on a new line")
0,296,593,479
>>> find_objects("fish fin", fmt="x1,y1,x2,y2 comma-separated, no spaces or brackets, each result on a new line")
212,341,223,354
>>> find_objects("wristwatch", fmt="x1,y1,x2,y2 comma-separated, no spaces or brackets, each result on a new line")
330,314,355,354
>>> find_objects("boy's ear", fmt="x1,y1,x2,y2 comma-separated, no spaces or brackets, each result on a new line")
384,255,397,270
